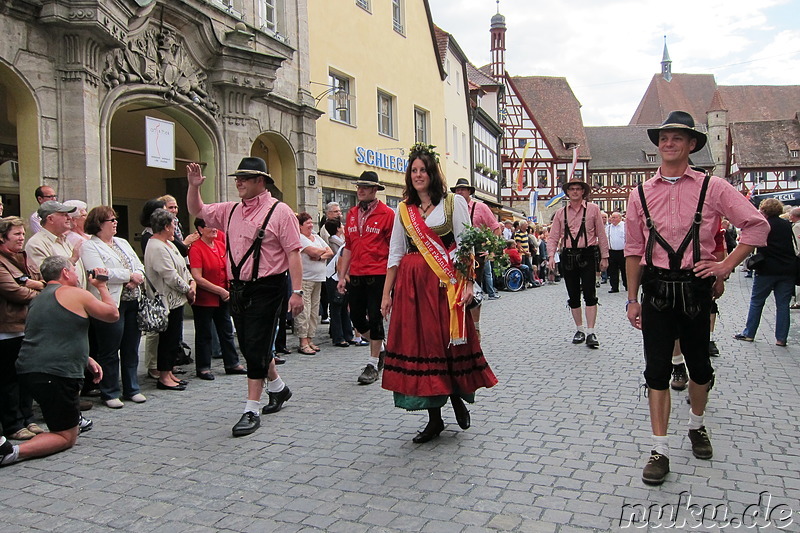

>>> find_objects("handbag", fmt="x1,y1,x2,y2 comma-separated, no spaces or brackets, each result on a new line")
745,253,765,272
467,281,484,310
137,274,169,333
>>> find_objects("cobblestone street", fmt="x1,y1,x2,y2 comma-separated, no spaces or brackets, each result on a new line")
2,271,799,532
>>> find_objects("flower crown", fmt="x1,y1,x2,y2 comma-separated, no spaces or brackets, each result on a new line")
409,143,440,163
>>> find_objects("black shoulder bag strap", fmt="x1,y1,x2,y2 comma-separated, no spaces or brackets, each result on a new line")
638,175,711,269
470,202,476,225
227,200,281,282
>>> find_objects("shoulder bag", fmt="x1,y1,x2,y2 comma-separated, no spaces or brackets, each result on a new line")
137,273,169,332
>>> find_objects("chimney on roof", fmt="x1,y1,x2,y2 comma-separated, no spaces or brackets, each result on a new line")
661,36,672,82
490,0,506,82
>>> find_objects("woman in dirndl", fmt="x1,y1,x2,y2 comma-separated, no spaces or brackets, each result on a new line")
380,144,497,444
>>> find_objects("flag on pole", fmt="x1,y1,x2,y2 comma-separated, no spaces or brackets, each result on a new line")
545,191,565,208
516,141,531,192
529,190,539,223
568,145,579,180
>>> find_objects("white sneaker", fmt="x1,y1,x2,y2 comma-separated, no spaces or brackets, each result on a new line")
126,393,147,403
104,398,124,409
78,416,93,433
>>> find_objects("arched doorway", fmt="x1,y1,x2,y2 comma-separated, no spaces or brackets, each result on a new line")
0,61,40,219
251,132,298,209
107,98,217,253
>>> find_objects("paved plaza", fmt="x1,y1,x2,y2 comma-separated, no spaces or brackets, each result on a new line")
2,271,799,532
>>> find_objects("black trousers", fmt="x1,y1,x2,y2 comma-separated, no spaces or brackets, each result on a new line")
347,275,386,341
230,274,287,380
560,247,599,308
641,268,714,390
607,249,627,290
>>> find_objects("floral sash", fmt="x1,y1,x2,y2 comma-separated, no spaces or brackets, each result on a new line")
398,201,467,345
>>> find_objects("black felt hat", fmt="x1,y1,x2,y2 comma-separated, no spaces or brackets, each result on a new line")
228,157,273,184
353,171,385,191
647,111,707,153
449,177,475,194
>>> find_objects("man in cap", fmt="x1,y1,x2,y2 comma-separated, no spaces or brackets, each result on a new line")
25,201,87,289
28,185,58,234
186,157,302,437
337,171,394,385
451,177,502,314
546,177,609,348
625,111,769,485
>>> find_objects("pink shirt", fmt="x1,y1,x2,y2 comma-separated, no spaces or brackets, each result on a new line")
625,167,769,269
467,200,501,232
199,190,301,280
547,200,609,259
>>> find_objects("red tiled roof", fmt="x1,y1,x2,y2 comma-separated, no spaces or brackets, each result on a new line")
717,86,800,122
432,25,449,66
467,62,498,88
629,73,718,125
730,119,800,168
510,75,591,160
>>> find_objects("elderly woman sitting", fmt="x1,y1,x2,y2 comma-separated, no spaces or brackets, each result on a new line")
143,208,196,391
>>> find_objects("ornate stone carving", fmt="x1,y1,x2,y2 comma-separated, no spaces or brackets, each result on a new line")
101,28,218,114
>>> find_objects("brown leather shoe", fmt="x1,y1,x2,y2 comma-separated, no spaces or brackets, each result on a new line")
642,451,669,485
80,399,93,411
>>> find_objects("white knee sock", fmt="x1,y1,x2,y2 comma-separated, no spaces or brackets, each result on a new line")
652,435,670,456
244,400,261,414
267,377,285,393
688,410,704,430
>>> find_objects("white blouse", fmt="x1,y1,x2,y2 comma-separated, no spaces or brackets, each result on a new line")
387,193,471,269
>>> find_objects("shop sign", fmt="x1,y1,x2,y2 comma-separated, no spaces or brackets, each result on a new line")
355,146,408,173
145,117,175,170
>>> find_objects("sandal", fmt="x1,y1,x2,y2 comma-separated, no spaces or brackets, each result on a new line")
334,341,350,347
297,345,316,355
309,344,321,352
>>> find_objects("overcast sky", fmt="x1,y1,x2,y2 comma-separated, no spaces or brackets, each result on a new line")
428,0,800,126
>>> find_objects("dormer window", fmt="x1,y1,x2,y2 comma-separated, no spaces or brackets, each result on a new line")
646,153,657,163
791,150,799,158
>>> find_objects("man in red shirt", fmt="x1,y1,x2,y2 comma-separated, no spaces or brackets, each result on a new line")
625,111,769,485
337,171,394,385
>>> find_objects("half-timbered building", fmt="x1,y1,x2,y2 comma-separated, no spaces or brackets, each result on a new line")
485,9,589,220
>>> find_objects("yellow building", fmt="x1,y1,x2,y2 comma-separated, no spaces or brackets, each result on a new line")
308,0,445,210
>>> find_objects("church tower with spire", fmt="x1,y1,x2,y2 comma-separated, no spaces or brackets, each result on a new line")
661,36,672,82
490,1,506,82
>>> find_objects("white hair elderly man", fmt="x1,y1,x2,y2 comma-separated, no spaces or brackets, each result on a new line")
319,201,343,245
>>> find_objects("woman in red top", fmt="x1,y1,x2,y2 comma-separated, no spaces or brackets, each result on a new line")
188,219,246,380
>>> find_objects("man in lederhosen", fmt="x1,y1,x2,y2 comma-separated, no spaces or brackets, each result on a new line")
546,177,609,348
187,158,303,437
625,111,768,485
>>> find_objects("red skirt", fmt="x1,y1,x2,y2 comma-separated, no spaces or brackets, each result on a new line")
382,253,498,400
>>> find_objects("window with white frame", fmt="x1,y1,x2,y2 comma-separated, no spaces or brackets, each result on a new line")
377,91,395,138
392,0,405,34
258,0,277,33
414,107,428,144
355,0,371,12
452,125,459,163
461,133,467,168
791,150,799,158
328,71,354,125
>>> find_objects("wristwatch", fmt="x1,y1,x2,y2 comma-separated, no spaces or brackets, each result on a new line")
292,289,304,296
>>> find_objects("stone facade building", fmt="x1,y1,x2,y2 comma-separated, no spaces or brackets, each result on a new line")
0,0,320,247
